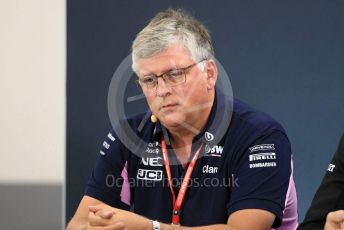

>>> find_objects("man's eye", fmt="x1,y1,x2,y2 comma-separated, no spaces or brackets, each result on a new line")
167,70,184,78
142,77,156,84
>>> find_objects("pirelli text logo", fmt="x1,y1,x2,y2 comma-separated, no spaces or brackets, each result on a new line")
249,152,276,162
248,144,277,168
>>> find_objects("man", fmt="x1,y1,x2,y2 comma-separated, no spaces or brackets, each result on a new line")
67,8,298,230
299,134,344,230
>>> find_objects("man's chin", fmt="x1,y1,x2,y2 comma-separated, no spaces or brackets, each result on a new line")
159,115,185,129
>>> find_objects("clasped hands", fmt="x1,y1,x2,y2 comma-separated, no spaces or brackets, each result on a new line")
86,203,151,230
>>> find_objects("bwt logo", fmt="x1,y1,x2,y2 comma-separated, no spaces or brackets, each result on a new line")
137,169,163,181
205,145,224,154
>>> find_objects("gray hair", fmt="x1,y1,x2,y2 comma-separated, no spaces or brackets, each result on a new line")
131,8,214,73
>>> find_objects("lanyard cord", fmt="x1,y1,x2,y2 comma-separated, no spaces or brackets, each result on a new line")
161,137,203,225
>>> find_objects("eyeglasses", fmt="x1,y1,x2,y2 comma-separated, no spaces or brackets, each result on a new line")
137,59,207,90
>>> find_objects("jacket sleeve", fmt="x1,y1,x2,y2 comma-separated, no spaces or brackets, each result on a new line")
85,130,131,210
298,134,344,230
227,130,293,229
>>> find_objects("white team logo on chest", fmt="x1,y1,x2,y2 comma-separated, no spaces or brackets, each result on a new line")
204,145,224,157
202,165,218,174
205,132,214,141
137,169,163,181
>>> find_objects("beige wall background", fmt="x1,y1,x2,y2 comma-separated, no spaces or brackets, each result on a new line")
0,0,65,184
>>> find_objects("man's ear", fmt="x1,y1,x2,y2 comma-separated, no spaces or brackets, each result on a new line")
205,59,218,90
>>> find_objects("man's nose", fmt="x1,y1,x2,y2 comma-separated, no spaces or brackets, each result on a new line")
155,77,171,97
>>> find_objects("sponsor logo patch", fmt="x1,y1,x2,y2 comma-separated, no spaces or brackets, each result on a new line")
202,165,218,174
205,132,214,142
147,141,159,147
102,141,110,149
137,169,163,181
249,144,275,153
249,152,276,162
145,142,161,155
249,162,276,168
141,157,163,167
107,133,116,142
145,147,160,155
328,164,336,172
248,148,277,168
204,145,223,157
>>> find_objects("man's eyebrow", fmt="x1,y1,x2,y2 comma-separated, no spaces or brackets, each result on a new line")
141,67,178,77
141,73,155,78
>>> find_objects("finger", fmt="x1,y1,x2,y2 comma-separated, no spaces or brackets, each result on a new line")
86,222,107,230
114,222,125,230
88,222,125,230
86,224,101,230
86,225,114,230
88,205,101,213
328,210,344,224
88,211,112,226
96,209,114,219
105,222,126,230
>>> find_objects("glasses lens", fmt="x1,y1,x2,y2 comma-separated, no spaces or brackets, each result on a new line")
164,69,185,86
140,76,157,89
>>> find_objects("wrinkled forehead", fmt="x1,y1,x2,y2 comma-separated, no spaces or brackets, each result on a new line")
136,43,195,77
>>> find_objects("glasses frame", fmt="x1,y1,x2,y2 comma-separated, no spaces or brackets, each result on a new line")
136,59,208,91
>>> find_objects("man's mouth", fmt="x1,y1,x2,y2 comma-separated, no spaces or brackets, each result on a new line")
160,103,178,111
